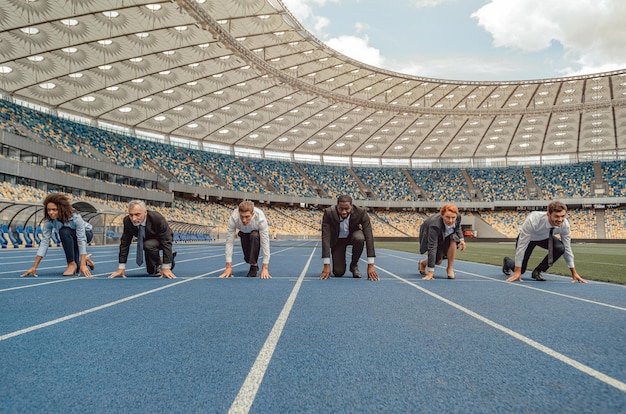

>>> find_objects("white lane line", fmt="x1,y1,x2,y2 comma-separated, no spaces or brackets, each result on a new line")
463,271,626,311
379,265,626,394
0,252,230,293
0,278,79,291
0,246,299,337
0,261,118,276
0,265,237,342
0,244,223,274
381,252,626,311
228,248,316,414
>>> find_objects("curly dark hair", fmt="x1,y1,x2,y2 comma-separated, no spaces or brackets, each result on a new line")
43,193,74,223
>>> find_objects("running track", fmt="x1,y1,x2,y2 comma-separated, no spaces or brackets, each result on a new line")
1,242,624,413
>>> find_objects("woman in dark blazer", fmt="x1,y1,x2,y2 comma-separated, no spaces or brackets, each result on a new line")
419,203,466,280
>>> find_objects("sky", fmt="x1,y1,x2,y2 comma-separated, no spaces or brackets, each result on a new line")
281,0,626,81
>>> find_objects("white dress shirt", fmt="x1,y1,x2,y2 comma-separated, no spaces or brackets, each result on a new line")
225,207,270,265
339,215,350,238
515,211,575,268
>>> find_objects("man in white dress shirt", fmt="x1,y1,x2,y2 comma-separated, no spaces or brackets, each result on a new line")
219,200,271,279
503,201,586,283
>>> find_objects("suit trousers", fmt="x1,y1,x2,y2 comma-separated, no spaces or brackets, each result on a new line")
239,230,260,265
58,226,93,264
331,229,365,277
504,235,565,274
143,238,164,275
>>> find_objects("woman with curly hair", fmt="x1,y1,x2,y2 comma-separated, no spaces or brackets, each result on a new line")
22,193,95,277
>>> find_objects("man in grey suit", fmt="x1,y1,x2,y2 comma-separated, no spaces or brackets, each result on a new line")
319,195,379,281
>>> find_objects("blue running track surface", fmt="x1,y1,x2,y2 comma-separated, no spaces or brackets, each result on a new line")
1,242,624,413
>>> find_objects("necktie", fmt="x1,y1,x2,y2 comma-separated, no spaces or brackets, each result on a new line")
136,224,145,266
547,227,554,267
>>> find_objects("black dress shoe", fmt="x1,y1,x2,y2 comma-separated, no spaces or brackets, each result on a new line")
502,257,511,276
350,266,362,278
247,265,258,278
532,269,546,281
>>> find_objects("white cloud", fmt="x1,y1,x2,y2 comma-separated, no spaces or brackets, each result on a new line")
354,22,368,33
325,35,384,67
282,0,340,22
472,0,626,74
283,0,626,80
282,0,385,67
282,0,314,22
313,15,331,33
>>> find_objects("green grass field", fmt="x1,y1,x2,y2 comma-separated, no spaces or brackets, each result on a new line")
377,241,626,285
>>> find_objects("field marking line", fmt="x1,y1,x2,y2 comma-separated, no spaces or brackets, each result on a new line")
228,248,316,414
378,265,626,394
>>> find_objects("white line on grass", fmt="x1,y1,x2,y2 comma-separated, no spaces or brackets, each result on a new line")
228,248,316,414
379,265,626,394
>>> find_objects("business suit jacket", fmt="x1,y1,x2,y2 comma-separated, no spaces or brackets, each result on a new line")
419,213,463,269
118,210,174,265
321,205,376,259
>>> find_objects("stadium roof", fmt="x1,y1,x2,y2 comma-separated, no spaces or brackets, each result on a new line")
1,0,625,163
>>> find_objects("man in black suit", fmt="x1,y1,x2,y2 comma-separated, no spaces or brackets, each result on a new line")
109,200,176,279
319,195,379,281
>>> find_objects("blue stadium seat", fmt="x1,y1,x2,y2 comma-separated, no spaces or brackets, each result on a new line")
34,226,43,245
2,224,20,248
17,225,33,248
0,229,7,248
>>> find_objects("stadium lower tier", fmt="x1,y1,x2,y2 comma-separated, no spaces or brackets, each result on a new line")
1,182,625,244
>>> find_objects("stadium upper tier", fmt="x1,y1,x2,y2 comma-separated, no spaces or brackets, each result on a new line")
2,98,625,206
0,0,625,164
